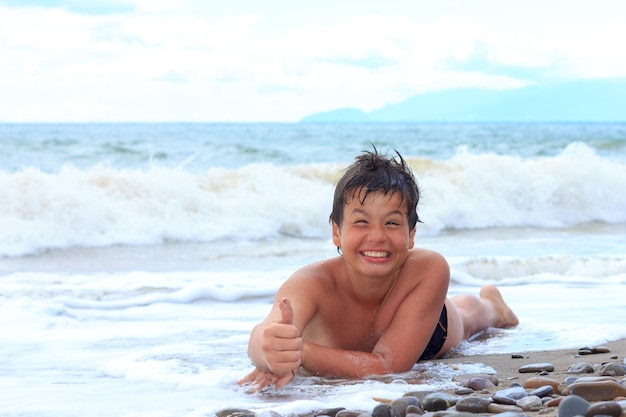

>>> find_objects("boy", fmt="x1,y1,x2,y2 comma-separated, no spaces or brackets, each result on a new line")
239,148,518,392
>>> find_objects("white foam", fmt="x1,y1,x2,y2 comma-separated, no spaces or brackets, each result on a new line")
2,143,625,257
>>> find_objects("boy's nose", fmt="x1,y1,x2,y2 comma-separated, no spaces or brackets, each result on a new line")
367,226,387,241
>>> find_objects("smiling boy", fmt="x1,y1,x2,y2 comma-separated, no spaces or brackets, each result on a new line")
239,148,518,391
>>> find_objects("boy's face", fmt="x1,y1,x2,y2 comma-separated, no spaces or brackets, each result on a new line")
332,189,416,278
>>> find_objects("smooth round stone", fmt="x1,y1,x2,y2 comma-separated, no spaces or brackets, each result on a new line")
316,408,346,417
564,379,626,401
516,395,543,411
336,411,362,417
567,362,595,374
422,392,454,411
493,386,528,405
422,393,456,412
598,363,626,377
523,376,561,390
519,363,555,373
592,346,612,354
529,385,553,398
390,397,420,417
453,374,499,388
546,397,563,408
216,408,256,417
468,377,496,391
558,395,591,417
487,403,523,414
455,396,493,413
454,387,474,395
372,404,391,417
406,405,423,416
585,401,623,417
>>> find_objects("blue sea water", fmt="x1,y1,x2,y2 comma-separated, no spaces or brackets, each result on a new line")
0,122,625,417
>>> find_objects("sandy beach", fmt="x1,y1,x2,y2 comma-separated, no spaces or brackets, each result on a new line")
435,337,626,383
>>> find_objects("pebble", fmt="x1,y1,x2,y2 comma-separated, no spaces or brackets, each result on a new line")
563,379,626,401
558,395,591,417
454,387,474,395
487,403,523,414
567,362,595,374
422,393,458,411
529,385,553,398
455,396,492,413
523,376,561,390
467,377,496,391
492,386,527,405
585,400,623,417
519,363,555,373
372,405,391,417
316,408,347,417
578,346,611,355
216,408,256,417
336,411,362,417
516,395,543,412
390,397,420,417
453,374,499,387
597,363,626,377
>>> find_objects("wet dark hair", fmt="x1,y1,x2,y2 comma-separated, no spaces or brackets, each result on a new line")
330,146,421,229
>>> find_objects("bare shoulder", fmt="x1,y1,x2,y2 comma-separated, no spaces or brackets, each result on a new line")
406,248,450,273
275,258,341,303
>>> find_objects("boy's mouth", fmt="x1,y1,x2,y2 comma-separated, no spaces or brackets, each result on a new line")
361,250,390,259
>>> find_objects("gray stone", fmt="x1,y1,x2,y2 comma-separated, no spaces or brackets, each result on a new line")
455,396,492,413
467,377,496,391
519,363,555,373
371,404,390,417
390,397,420,417
558,395,591,417
216,408,256,417
567,362,595,374
493,386,528,405
597,363,626,377
585,401,623,417
516,396,543,412
529,385,553,398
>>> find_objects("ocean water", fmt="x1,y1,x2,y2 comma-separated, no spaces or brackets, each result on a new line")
1,122,625,417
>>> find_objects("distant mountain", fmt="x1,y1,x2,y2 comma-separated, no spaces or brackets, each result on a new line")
301,78,626,122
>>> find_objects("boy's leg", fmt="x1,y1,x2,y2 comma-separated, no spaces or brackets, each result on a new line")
445,285,519,345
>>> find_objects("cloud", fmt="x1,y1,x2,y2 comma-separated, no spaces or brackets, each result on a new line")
0,0,136,14
1,2,626,121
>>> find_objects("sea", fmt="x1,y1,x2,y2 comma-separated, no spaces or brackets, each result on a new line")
1,122,625,417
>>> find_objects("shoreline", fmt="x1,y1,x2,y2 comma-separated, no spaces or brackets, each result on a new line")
434,337,626,384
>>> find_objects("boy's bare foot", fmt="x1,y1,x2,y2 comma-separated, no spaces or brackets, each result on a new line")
479,285,519,328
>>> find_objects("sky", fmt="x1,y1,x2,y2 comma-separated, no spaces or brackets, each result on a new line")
1,0,626,122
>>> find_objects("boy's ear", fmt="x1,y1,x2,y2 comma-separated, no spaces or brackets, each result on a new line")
332,220,341,247
408,227,416,249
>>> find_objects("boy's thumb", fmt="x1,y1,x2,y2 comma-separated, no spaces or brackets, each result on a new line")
278,297,294,324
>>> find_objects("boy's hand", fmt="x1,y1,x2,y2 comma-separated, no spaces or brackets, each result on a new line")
237,298,301,392
262,298,302,375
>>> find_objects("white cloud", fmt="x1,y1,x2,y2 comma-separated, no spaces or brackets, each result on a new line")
1,2,626,121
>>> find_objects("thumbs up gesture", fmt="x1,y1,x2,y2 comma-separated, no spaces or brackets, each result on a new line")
262,297,302,376
238,297,302,392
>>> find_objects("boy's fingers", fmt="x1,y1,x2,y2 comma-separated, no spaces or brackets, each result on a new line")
278,297,293,324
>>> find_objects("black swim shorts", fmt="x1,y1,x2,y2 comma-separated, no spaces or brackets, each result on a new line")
417,304,448,361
